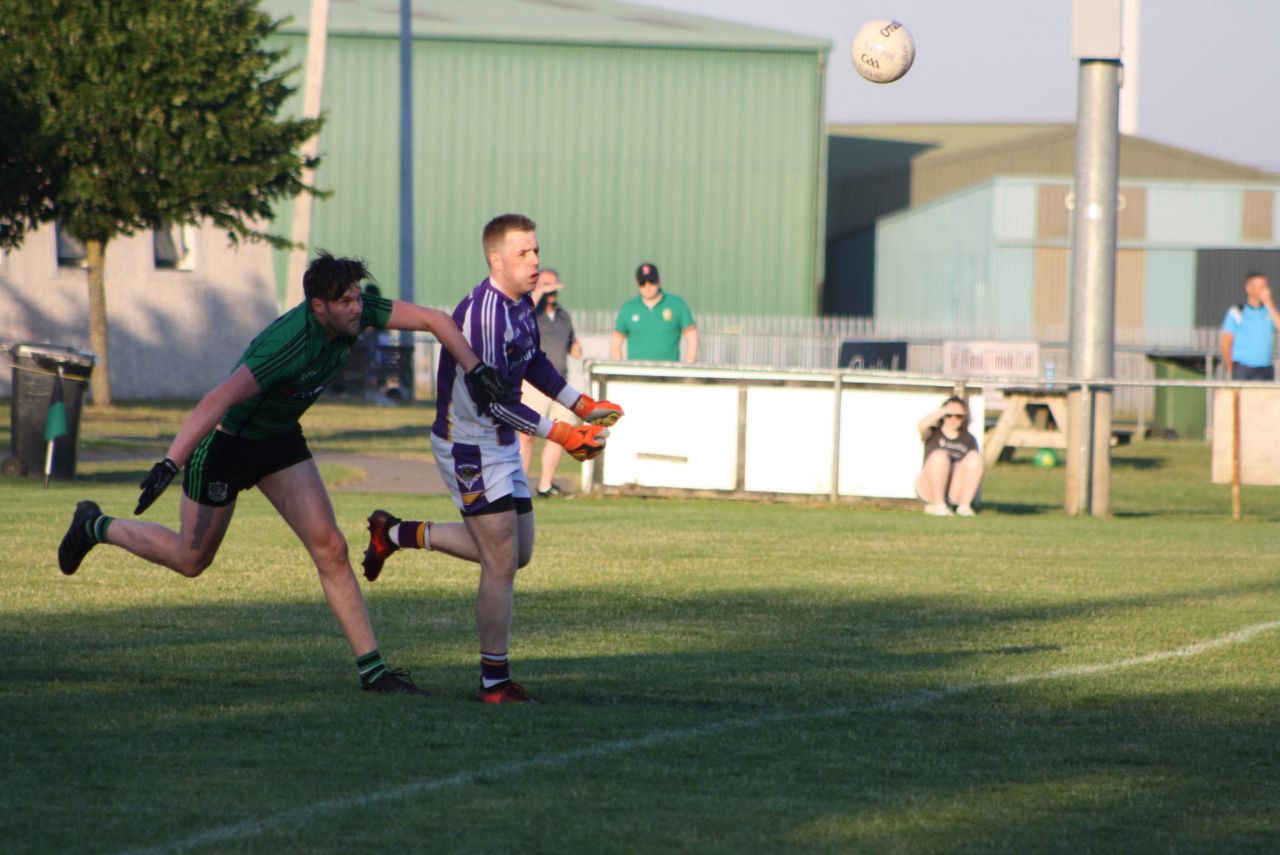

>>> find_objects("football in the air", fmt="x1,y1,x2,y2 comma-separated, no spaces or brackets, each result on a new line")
851,19,915,84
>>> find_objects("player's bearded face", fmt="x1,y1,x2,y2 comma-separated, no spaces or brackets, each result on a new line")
315,285,364,337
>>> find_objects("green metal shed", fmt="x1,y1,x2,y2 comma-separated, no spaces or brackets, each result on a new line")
260,0,829,316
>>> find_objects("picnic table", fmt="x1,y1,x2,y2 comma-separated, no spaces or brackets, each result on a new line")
983,387,1067,466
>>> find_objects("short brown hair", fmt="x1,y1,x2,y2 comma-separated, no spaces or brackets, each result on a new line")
482,213,536,259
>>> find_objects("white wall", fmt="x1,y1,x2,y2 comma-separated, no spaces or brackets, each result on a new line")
0,223,278,399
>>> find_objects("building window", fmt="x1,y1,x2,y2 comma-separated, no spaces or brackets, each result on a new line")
56,222,87,268
154,222,195,270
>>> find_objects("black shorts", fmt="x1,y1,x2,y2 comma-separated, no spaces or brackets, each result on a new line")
183,427,312,507
467,495,535,517
1231,364,1275,381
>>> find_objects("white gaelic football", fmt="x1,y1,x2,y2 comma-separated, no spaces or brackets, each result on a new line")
851,19,915,84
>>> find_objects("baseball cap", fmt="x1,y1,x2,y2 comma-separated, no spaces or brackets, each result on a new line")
635,262,660,284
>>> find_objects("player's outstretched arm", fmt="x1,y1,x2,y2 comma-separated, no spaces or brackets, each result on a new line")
385,301,519,411
137,365,260,514
386,302,480,371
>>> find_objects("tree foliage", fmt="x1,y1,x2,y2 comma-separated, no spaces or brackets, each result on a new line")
0,0,322,247
0,0,324,404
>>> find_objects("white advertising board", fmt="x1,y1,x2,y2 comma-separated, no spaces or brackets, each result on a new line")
743,387,835,494
588,364,984,501
600,381,740,490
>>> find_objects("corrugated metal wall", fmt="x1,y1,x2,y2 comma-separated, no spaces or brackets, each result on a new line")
866,178,1280,345
1144,250,1195,343
1147,186,1242,245
876,185,999,330
272,34,824,316
1194,249,1280,327
828,129,1276,236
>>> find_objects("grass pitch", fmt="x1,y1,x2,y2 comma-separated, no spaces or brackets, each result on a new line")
1,401,1278,853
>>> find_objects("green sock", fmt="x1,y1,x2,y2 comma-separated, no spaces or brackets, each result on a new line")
87,514,112,544
356,649,388,686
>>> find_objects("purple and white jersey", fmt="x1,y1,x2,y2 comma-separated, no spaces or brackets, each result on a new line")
433,277,569,446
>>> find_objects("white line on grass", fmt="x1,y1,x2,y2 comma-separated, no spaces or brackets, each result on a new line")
121,619,1280,855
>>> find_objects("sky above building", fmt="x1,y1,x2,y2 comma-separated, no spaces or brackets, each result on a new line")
637,0,1279,173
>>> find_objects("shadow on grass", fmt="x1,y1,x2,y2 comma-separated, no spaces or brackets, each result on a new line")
4,580,1279,853
1110,455,1165,471
981,501,1058,516
69,465,151,486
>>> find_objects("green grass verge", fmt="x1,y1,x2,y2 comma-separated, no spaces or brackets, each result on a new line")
1,403,1278,853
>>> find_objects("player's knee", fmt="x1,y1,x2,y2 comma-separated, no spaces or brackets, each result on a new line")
482,555,520,583
517,544,534,569
924,449,951,468
312,529,350,572
176,552,214,578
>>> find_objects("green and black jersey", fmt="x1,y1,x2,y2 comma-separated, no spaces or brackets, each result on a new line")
220,294,393,439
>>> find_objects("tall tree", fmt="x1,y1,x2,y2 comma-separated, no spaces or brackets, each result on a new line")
0,0,322,405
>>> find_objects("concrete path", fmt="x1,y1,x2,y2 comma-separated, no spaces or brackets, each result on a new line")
318,453,447,494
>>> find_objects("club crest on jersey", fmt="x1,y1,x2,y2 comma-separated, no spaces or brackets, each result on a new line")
455,463,482,489
663,308,673,321
208,482,229,502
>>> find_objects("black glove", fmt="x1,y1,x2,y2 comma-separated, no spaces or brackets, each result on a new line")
465,364,519,415
135,458,180,515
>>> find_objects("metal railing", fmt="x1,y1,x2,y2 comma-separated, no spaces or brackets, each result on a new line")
569,310,1248,421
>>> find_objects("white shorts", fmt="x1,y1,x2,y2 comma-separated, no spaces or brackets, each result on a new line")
521,381,576,424
431,434,530,514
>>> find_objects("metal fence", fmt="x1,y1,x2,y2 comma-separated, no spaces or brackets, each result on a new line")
570,310,1235,421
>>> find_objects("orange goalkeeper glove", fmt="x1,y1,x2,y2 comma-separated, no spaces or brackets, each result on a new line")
547,420,610,462
571,394,624,427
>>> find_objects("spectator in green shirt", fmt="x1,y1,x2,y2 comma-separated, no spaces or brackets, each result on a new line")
611,262,698,363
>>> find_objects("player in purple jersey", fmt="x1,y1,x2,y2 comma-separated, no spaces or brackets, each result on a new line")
57,251,516,696
360,214,624,703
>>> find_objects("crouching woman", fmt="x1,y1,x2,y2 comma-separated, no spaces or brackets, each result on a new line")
916,396,984,517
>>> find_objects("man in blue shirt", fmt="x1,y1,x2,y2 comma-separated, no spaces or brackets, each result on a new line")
1221,271,1280,380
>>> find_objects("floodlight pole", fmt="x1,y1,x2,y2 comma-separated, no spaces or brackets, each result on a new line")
1065,1,1124,517
399,0,415,345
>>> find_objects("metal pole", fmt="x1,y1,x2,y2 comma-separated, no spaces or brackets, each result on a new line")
1065,58,1121,516
829,374,843,501
399,1,416,364
1231,389,1241,520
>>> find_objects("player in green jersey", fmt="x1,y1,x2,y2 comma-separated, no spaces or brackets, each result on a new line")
57,251,516,695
